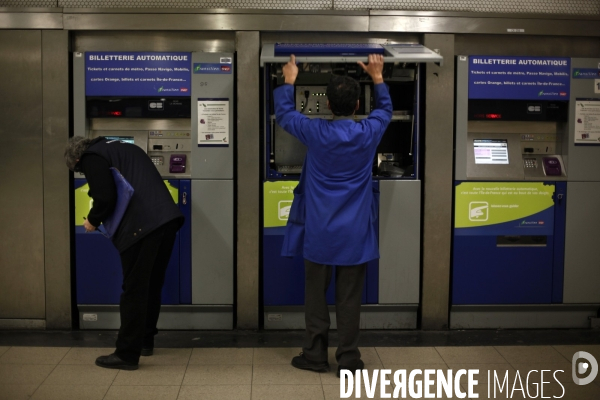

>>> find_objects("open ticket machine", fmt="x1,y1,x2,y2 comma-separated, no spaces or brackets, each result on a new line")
260,43,442,329
72,51,234,329
452,55,600,328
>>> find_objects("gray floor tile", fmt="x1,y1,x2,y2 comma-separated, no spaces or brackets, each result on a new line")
0,346,10,358
510,362,572,380
177,385,251,400
43,364,118,386
138,348,192,366
320,361,384,386
436,346,506,364
182,364,252,386
31,385,109,400
333,365,456,398
462,382,529,399
0,364,55,385
112,365,186,386
253,347,299,365
0,346,70,365
495,345,567,364
104,385,180,400
59,348,110,365
0,384,39,400
252,364,322,385
325,382,427,400
446,363,516,385
553,344,600,363
251,384,325,400
189,348,252,365
548,382,600,400
376,347,445,367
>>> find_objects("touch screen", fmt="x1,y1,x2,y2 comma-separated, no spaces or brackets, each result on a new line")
474,139,509,164
105,136,134,144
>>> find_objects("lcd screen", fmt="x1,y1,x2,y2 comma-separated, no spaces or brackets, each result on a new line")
104,136,134,145
474,139,509,164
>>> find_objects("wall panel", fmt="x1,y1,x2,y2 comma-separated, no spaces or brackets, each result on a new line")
0,30,46,319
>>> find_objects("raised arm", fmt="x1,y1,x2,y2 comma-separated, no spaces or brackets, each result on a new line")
273,55,314,146
358,54,393,139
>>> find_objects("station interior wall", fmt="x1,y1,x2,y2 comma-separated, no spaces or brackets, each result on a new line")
0,6,599,331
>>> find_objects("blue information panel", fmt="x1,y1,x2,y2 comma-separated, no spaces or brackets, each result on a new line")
468,56,570,100
85,52,191,96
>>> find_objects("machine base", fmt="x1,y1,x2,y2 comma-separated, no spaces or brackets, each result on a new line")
78,305,233,330
264,305,417,330
450,304,600,329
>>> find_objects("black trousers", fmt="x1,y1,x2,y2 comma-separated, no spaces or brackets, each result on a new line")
302,259,366,367
114,219,180,363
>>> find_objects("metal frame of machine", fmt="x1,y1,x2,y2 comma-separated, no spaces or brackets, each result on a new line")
451,55,600,329
72,50,235,330
259,42,442,329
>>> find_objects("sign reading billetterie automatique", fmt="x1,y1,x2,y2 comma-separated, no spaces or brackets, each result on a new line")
85,52,191,96
468,56,570,100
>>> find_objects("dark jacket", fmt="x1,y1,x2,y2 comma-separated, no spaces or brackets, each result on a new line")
80,137,183,253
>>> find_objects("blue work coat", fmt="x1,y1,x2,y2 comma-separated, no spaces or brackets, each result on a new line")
274,83,393,266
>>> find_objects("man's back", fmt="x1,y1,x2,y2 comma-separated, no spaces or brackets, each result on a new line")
274,81,392,265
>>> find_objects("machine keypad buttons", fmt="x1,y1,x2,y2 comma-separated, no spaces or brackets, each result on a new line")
151,156,164,166
524,158,537,168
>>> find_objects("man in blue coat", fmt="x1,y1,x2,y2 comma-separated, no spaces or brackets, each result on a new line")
274,54,392,376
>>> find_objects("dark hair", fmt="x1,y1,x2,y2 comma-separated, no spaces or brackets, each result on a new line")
326,75,361,116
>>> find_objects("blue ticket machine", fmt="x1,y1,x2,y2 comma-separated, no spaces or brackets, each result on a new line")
72,51,234,329
451,55,598,328
260,43,443,329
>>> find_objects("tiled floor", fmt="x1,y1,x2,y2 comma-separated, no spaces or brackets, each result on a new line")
1,345,600,399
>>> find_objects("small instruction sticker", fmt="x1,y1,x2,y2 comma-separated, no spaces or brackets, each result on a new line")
82,314,98,322
267,314,283,322
507,29,525,33
220,57,232,64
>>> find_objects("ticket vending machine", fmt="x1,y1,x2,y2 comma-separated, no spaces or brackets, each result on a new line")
260,43,442,329
451,55,600,328
73,51,234,329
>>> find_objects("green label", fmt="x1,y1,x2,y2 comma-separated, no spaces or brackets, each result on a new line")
74,180,178,226
455,182,554,228
75,183,92,226
264,181,298,228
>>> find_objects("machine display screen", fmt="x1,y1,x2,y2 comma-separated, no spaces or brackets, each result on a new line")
104,136,134,144
474,139,509,164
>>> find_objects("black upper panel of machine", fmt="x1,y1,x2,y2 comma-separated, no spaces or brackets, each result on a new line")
468,100,568,121
86,97,191,118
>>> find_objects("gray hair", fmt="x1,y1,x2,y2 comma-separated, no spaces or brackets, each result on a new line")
64,136,93,171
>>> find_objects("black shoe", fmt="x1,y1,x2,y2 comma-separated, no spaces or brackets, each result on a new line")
291,353,330,372
140,348,153,357
337,359,365,378
95,353,138,370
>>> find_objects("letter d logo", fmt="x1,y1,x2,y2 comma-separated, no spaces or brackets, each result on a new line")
572,351,598,385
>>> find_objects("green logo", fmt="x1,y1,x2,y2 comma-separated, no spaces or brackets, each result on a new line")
194,64,202,72
538,90,544,96
574,70,580,77
158,86,164,92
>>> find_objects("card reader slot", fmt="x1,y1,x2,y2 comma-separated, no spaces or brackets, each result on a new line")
496,235,547,247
